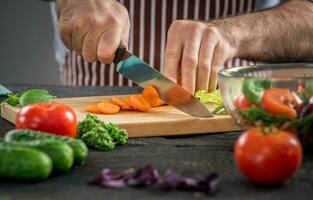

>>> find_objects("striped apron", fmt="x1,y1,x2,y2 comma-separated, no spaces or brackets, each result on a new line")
58,0,270,86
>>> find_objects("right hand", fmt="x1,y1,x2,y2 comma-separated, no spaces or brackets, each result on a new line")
56,0,130,63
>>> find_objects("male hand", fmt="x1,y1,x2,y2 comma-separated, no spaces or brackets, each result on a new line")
163,20,237,94
56,0,130,63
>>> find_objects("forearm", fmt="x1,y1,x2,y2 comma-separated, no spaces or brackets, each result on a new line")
213,0,313,62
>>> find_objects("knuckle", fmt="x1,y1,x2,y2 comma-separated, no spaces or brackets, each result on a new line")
204,26,220,37
184,56,197,68
169,20,185,32
71,16,85,30
58,20,71,33
88,14,105,28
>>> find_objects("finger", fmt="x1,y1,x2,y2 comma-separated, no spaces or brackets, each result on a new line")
121,19,130,48
163,25,184,83
71,17,89,54
181,34,202,94
82,15,106,62
209,42,228,92
97,23,124,64
58,20,73,49
196,33,218,92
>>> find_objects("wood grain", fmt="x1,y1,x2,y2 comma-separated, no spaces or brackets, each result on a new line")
0,95,241,137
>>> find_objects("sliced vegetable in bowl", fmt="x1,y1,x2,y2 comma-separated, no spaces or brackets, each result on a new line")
218,63,313,145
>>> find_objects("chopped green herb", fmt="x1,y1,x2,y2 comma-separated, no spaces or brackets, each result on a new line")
81,127,115,151
78,114,128,151
5,94,20,106
237,106,288,126
195,90,227,114
242,78,272,104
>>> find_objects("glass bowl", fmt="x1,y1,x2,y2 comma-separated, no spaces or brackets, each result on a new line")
218,63,313,134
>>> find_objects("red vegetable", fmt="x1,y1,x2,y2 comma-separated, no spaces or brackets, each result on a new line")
234,94,253,110
234,128,302,185
16,103,77,138
261,88,297,120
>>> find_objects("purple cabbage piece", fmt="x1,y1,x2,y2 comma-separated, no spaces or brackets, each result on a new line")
126,164,160,186
88,165,219,195
88,168,134,188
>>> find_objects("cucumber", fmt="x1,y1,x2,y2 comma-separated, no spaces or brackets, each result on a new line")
7,140,74,173
5,129,88,166
0,144,52,181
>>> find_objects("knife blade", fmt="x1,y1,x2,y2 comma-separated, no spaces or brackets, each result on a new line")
113,46,213,118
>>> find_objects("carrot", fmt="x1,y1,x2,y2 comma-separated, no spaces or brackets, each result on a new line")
102,99,114,104
130,95,151,112
97,102,120,114
85,104,102,114
154,99,166,107
112,97,131,110
124,97,135,110
142,85,162,107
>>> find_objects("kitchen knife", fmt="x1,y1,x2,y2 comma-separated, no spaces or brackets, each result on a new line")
113,46,213,118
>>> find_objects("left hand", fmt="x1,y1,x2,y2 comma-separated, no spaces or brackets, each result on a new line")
163,20,237,94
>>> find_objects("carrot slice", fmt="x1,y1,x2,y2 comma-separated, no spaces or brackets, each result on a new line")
112,97,131,110
85,104,102,114
142,85,162,107
130,95,151,112
154,99,166,107
102,99,115,104
124,97,135,110
97,102,120,114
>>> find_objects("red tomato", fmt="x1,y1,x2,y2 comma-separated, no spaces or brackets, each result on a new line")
234,128,302,185
261,88,297,120
234,94,253,110
16,103,77,138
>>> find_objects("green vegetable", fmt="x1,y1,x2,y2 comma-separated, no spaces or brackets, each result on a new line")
81,127,115,151
242,78,272,104
5,129,88,166
5,94,20,106
298,81,313,101
195,90,227,114
237,106,289,126
0,143,52,181
7,140,74,173
2,89,55,106
19,89,54,106
78,114,128,151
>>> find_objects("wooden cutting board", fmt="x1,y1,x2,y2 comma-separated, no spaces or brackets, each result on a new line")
0,95,241,137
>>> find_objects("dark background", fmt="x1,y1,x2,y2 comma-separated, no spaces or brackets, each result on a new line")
0,0,60,85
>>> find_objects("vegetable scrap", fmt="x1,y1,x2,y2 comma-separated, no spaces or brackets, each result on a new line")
89,165,219,195
84,86,165,114
195,90,227,114
78,114,128,151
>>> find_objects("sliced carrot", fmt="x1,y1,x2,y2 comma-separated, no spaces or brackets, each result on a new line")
154,99,166,107
142,85,162,107
124,97,135,110
85,104,102,114
130,95,151,112
112,97,131,110
97,102,120,114
102,99,114,104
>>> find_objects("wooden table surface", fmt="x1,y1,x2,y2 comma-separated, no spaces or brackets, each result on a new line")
1,84,313,200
